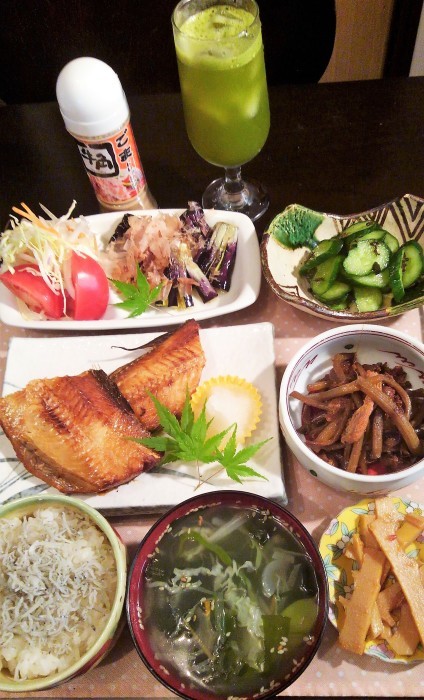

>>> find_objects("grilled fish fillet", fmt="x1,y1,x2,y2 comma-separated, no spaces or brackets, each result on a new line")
110,319,206,431
0,369,159,493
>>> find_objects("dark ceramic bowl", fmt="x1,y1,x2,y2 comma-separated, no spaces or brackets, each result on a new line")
127,491,328,700
261,194,424,323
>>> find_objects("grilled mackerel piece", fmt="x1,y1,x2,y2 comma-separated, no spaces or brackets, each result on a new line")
0,369,159,493
110,319,206,431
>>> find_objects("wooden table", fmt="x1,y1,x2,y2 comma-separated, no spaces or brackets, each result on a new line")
0,78,423,698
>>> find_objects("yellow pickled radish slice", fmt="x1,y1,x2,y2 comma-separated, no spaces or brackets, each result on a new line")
191,375,262,445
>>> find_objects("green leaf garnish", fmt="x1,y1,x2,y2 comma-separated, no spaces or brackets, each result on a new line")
133,391,270,485
110,267,163,317
215,426,270,483
267,204,323,250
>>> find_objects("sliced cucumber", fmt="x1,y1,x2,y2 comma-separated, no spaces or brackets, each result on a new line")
343,240,391,276
328,296,350,311
389,241,424,302
299,238,343,274
354,286,383,312
354,228,385,243
401,279,424,303
341,220,379,237
382,232,399,254
298,224,424,313
310,255,343,297
345,268,390,289
400,241,423,287
354,228,399,255
317,281,351,302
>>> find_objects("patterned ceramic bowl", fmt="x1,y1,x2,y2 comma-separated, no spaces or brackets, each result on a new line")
319,496,424,663
279,324,424,494
0,494,127,693
127,490,328,700
261,194,424,322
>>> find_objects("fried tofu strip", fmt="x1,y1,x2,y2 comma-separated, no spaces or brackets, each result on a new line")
344,533,364,566
388,602,421,656
370,500,424,646
377,581,404,626
368,603,384,639
338,547,386,655
0,370,159,493
110,319,206,431
397,513,424,548
358,513,379,548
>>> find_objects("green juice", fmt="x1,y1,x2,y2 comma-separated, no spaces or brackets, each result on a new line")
174,5,270,168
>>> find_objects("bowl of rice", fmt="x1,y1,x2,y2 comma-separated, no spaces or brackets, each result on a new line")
0,494,127,692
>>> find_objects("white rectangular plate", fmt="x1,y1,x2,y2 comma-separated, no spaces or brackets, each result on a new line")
0,323,286,514
0,209,261,330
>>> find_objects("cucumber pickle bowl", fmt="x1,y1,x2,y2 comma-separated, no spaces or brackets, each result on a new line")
261,194,424,323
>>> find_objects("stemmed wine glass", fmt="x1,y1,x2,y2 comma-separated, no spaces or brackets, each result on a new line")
172,0,270,221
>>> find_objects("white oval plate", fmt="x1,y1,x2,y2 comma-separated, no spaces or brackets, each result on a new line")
0,209,261,330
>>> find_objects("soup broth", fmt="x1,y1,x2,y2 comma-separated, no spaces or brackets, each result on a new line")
143,504,320,696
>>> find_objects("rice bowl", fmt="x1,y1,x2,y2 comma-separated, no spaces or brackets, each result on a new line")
0,495,127,693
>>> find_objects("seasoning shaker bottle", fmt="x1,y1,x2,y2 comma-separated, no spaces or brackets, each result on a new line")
56,57,157,212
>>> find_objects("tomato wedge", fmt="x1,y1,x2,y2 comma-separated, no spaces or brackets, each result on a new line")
0,266,63,319
66,252,109,320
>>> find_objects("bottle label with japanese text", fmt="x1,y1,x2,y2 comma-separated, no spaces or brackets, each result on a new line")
75,120,147,207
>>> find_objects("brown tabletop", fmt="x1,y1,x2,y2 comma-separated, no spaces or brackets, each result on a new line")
1,77,424,231
0,78,423,698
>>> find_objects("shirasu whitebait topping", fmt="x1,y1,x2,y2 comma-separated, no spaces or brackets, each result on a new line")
0,505,117,681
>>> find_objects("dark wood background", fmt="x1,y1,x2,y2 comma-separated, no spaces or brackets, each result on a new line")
1,78,423,236
0,0,337,103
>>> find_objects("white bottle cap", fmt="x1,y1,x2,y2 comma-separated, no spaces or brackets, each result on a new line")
56,57,129,138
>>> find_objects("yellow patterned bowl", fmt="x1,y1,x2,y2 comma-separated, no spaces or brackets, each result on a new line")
319,496,424,663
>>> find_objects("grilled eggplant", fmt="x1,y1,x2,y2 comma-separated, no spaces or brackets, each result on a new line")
0,369,160,493
110,318,206,431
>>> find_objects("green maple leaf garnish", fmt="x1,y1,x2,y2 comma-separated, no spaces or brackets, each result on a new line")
110,267,163,317
133,391,270,485
215,425,270,484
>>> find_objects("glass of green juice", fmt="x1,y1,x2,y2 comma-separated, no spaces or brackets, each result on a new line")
172,0,270,221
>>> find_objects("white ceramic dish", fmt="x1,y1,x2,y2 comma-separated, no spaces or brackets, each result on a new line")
0,323,286,513
261,194,424,323
279,324,424,495
0,209,261,330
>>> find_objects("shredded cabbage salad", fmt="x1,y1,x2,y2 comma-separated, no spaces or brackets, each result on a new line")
0,202,101,311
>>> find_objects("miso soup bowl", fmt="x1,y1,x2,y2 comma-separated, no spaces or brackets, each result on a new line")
127,490,328,700
0,494,127,693
279,324,424,495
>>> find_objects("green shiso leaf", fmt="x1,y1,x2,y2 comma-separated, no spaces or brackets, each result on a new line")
267,204,324,250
